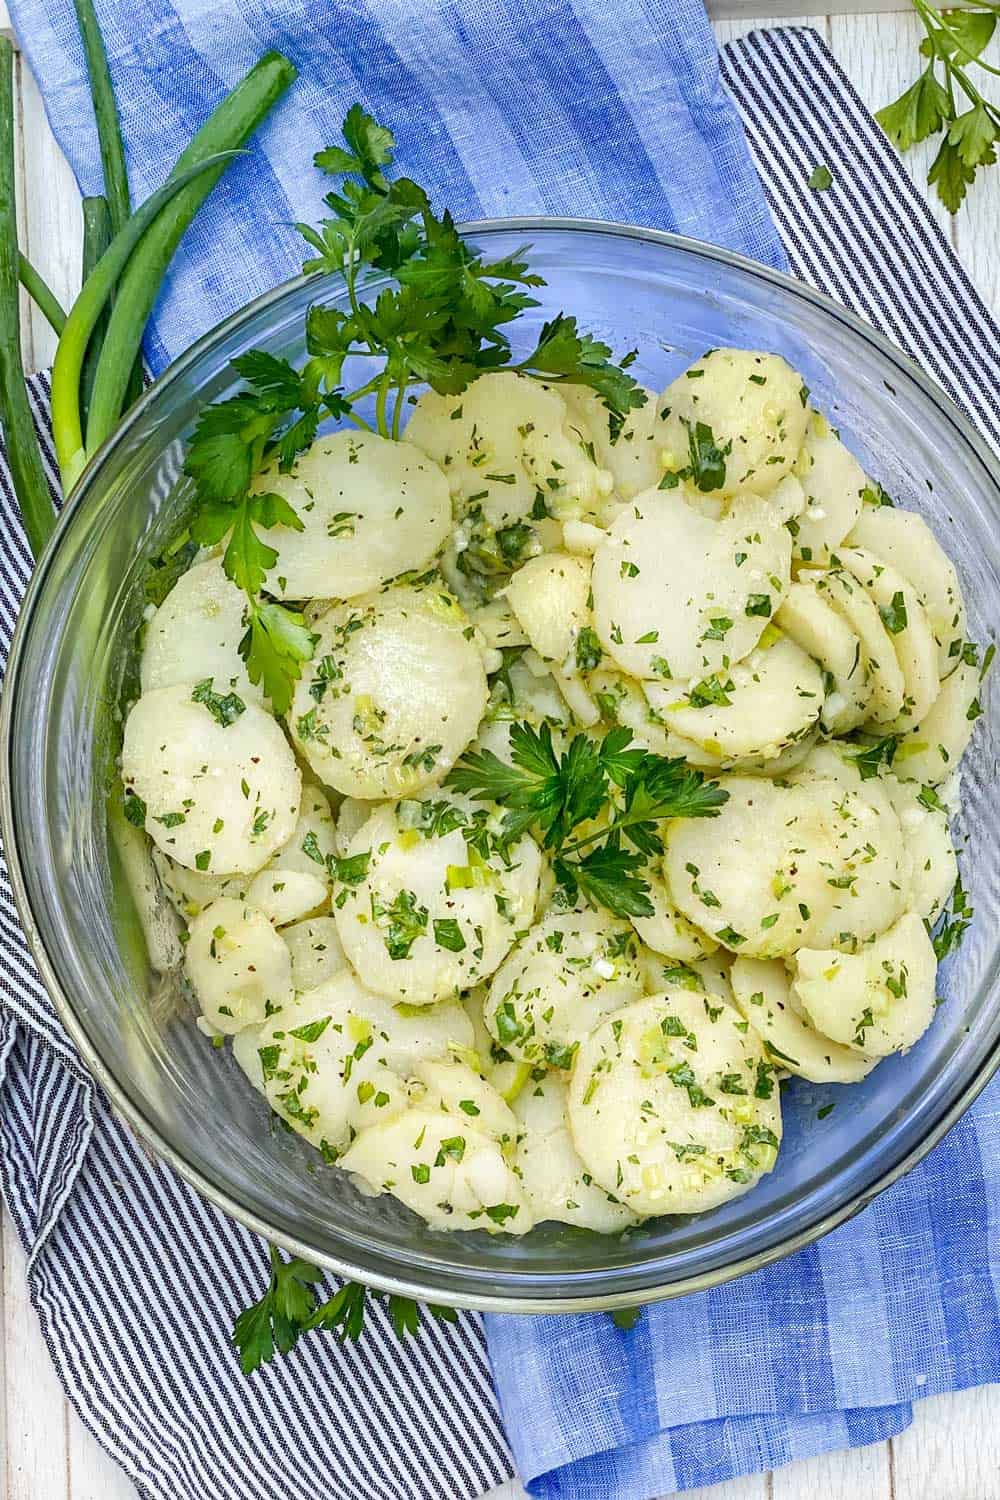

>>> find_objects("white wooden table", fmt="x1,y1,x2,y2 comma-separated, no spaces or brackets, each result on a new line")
2,5,1000,1498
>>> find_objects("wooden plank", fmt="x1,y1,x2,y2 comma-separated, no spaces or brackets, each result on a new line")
772,1440,892,1500
67,1407,137,1500
2,1221,69,1500
892,1387,1000,1499
18,58,81,371
713,12,831,44
949,24,1000,317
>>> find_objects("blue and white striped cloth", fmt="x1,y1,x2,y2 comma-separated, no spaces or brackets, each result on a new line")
3,9,1000,1499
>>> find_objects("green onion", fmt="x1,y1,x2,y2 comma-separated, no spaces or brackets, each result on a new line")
0,39,56,556
79,194,111,428
85,51,297,461
51,151,240,491
72,0,131,236
17,253,66,335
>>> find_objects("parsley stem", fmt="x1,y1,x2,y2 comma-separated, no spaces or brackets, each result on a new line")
391,376,406,440
52,152,241,492
84,51,297,461
0,38,57,557
375,375,390,437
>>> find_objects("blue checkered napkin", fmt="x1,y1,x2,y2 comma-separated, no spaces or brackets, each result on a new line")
486,27,1000,1499
7,0,785,375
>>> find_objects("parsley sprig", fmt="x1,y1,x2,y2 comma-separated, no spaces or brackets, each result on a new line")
183,104,645,714
232,1246,456,1375
877,2,1000,211
447,722,727,918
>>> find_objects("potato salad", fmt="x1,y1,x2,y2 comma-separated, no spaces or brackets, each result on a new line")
121,347,984,1238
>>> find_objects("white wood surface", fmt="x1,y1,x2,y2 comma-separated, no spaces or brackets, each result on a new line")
3,6,1000,1499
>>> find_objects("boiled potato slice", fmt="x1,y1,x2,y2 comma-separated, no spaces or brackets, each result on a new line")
289,585,487,799
585,668,708,761
504,551,591,665
282,915,347,990
122,683,301,875
883,775,957,922
776,578,870,734
836,546,940,730
792,423,865,560
514,1074,638,1231
792,912,937,1056
246,784,336,925
638,949,734,1004
631,869,719,962
643,632,823,763
892,652,982,785
559,382,660,500
807,567,906,726
413,1055,518,1143
404,371,611,528
591,487,791,681
658,349,808,497
848,505,965,676
152,847,243,920
568,991,782,1216
731,956,877,1084
664,772,907,958
486,910,644,1069
185,897,292,1035
252,972,472,1157
254,430,451,602
140,556,259,702
334,794,541,1005
341,1106,534,1234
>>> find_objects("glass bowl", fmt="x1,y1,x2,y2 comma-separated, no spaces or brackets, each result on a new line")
4,221,1000,1313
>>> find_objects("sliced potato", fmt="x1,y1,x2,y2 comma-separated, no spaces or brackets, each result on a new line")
122,683,301,875
631,869,719,962
504,551,591,665
664,772,907,958
185,897,292,1035
585,668,708,760
282,915,348,991
792,912,937,1056
776,578,870,734
486,910,644,1069
836,546,940,730
246,784,336,925
404,371,611,528
252,972,472,1156
848,505,966,676
882,775,957,922
638,949,734,1004
341,1106,534,1233
643,632,823,762
254,430,451,602
591,488,791,681
288,585,487,799
792,423,865,560
140,556,259,702
730,955,877,1084
152,847,243,920
413,1055,518,1143
334,794,541,1005
559,382,660,500
568,991,782,1216
893,652,982,786
514,1073,638,1231
808,567,906,726
658,349,808,497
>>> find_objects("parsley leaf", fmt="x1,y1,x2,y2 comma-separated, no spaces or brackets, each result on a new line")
232,1246,456,1374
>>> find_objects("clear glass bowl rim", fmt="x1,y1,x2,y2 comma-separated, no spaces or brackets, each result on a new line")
4,215,1000,1314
